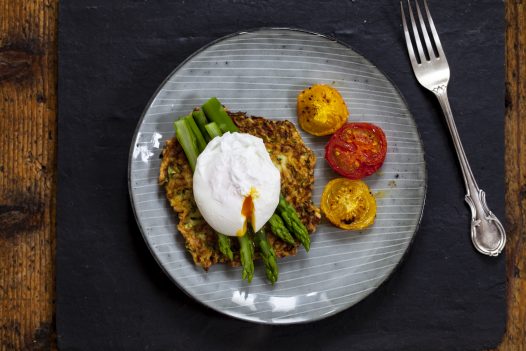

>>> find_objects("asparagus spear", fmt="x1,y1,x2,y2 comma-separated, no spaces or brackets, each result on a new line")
183,114,207,153
268,214,296,245
238,232,254,283
254,228,279,284
202,97,239,133
277,195,310,251
192,110,211,143
174,119,199,172
217,233,234,261
175,117,235,261
204,122,223,139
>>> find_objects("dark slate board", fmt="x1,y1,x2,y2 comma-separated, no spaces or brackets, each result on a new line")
57,1,505,350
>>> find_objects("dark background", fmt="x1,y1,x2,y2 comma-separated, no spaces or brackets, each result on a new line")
57,1,505,350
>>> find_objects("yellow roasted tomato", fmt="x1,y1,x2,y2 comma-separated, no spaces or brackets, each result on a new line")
321,178,376,230
297,84,349,136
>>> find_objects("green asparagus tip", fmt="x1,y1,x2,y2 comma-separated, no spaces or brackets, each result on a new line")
277,194,311,252
238,233,254,283
254,228,279,284
268,214,296,245
217,232,234,261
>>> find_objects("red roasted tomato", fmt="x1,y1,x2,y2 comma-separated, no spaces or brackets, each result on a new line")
325,123,387,179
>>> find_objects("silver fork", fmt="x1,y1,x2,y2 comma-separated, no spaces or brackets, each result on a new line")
401,0,506,256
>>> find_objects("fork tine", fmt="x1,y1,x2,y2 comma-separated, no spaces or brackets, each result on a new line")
400,2,419,68
423,0,445,57
407,0,426,63
415,0,435,59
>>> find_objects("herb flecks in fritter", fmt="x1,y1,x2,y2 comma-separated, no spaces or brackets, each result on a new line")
159,112,320,270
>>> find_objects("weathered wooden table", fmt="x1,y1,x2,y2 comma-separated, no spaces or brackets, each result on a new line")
0,1,523,350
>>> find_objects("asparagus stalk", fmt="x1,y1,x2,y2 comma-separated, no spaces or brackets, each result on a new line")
268,214,296,245
204,122,223,139
174,119,199,172
217,233,234,261
238,232,254,283
192,110,211,143
202,97,239,133
175,116,234,260
254,228,279,284
183,114,207,153
277,195,310,251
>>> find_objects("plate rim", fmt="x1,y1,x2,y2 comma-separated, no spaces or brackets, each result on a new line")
127,27,428,325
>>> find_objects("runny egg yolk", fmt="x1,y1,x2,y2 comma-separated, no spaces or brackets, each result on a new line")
236,187,258,237
192,133,281,237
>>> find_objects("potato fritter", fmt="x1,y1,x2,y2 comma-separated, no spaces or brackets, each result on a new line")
159,112,320,270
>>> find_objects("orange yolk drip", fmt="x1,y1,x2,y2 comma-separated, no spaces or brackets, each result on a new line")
236,188,258,237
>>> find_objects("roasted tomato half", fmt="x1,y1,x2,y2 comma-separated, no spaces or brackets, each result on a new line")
325,122,387,179
321,178,376,230
297,84,349,136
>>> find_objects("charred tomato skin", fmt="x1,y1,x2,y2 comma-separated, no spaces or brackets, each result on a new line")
325,123,387,179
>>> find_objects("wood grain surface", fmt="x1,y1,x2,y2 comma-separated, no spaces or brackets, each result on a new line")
499,1,526,350
0,0,523,350
0,0,57,350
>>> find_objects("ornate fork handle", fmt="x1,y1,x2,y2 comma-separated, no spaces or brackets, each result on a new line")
434,86,506,256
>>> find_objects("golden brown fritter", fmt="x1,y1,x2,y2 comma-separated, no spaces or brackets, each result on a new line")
159,112,321,270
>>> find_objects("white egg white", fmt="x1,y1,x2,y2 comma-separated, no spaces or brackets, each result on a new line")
193,132,281,237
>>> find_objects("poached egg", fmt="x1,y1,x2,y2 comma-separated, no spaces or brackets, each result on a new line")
193,132,281,237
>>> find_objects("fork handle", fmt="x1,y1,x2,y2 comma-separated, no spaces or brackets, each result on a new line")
434,86,506,256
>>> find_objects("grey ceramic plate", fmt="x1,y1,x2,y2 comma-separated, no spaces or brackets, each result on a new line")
129,28,426,324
